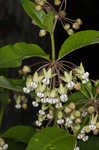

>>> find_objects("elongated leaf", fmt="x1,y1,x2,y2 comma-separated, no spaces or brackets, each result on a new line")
0,76,24,92
78,136,99,150
0,42,49,68
58,30,99,60
21,0,54,32
0,126,35,144
21,0,46,29
26,127,75,150
5,139,26,150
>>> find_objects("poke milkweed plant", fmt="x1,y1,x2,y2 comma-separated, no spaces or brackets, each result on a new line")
0,0,99,150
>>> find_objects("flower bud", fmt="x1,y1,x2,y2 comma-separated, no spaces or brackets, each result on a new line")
67,29,74,35
72,22,80,30
74,83,81,90
35,5,42,11
58,11,66,18
22,103,27,110
22,65,31,74
73,125,81,132
85,126,91,133
96,122,99,129
0,138,5,147
68,102,76,110
64,24,70,31
39,29,46,37
93,129,99,135
75,118,81,124
88,106,95,114
76,18,83,25
64,107,72,114
58,111,63,119
74,111,81,117
54,0,61,6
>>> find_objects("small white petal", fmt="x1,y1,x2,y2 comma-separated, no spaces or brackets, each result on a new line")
42,78,50,85
47,114,53,119
55,103,62,109
2,144,8,150
74,146,80,150
39,110,45,115
57,119,64,124
60,94,68,102
30,81,38,89
67,81,75,89
23,87,30,94
89,124,96,131
82,136,88,142
15,104,21,109
32,101,39,107
35,120,42,126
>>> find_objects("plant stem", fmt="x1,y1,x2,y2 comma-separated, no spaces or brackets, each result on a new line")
51,32,55,61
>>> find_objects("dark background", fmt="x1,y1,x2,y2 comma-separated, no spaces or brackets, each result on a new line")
0,0,99,130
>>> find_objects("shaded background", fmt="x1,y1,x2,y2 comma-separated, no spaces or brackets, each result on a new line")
0,0,99,130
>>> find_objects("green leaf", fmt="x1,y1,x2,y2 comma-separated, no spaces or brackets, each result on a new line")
5,139,26,150
21,0,54,32
0,42,49,68
78,136,99,150
26,127,75,150
0,91,9,105
0,125,35,144
58,30,99,60
0,76,24,92
67,91,88,104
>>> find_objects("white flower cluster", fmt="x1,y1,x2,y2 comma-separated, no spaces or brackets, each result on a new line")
14,95,28,110
22,64,91,128
0,138,8,150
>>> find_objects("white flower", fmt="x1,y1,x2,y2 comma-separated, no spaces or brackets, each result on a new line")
89,124,96,131
82,72,89,80
42,78,50,85
47,114,53,119
67,81,75,89
23,87,30,94
74,146,80,150
47,98,53,104
2,144,8,150
57,119,64,124
39,110,45,115
32,101,39,107
37,92,44,98
15,104,21,109
55,103,62,109
41,98,47,103
65,118,73,127
60,94,68,102
77,134,84,140
82,136,88,142
82,79,89,84
35,120,42,126
0,147,2,150
30,81,38,89
52,98,58,104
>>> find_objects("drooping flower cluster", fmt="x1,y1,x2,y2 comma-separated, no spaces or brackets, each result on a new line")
0,138,8,150
22,63,90,128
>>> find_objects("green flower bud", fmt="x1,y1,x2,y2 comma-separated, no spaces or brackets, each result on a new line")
75,118,81,124
54,0,61,6
74,111,81,117
58,111,63,119
64,24,70,31
67,29,74,35
22,103,27,110
22,65,31,74
68,102,76,110
39,29,46,37
93,129,99,135
64,107,72,114
85,126,91,133
72,22,80,30
26,75,33,88
76,18,83,25
88,106,95,114
96,122,99,129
